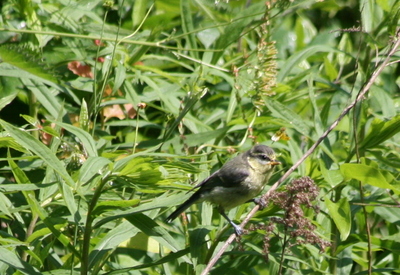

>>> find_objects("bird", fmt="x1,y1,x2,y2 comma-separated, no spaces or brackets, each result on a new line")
166,144,280,235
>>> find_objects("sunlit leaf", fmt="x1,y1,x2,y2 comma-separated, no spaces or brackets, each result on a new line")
340,163,400,192
0,247,41,275
325,197,351,241
0,44,57,83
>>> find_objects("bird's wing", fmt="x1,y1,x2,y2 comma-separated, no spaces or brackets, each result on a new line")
190,164,250,191
188,170,219,190
216,164,250,187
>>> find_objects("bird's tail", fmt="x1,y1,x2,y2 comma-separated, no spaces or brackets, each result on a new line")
165,192,201,223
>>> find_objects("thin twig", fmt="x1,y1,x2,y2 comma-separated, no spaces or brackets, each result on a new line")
201,28,400,275
351,202,400,207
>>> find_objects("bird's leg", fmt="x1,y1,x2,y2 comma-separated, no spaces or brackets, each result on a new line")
219,209,243,235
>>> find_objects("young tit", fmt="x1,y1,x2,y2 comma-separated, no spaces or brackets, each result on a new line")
166,145,280,235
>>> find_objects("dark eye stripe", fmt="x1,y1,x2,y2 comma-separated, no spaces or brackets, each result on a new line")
258,154,270,161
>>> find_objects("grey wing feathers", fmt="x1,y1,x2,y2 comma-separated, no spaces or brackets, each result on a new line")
217,165,249,187
190,153,250,190
193,166,249,191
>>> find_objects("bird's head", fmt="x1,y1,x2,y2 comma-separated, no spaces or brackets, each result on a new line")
247,145,280,174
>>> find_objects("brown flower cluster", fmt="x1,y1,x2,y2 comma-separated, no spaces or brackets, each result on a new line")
254,176,330,259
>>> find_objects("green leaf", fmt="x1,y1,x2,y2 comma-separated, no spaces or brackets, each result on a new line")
360,0,374,32
337,33,353,66
359,115,400,150
180,0,198,59
211,2,265,63
132,0,147,27
0,137,29,153
26,192,77,254
7,150,37,214
0,119,78,216
21,78,66,119
20,114,39,126
41,126,60,138
125,213,189,257
26,218,68,243
0,183,55,192
372,86,397,118
102,247,190,274
340,163,399,192
160,87,208,146
278,45,337,82
325,197,351,241
92,199,140,215
0,87,18,111
127,169,163,186
0,120,75,188
88,221,141,270
162,160,202,174
94,193,190,228
118,157,155,175
112,62,126,94
0,192,13,218
264,98,311,137
0,247,41,275
374,206,400,224
52,121,98,157
323,57,338,81
197,28,220,49
387,1,400,35
78,156,111,184
189,227,210,265
117,157,162,185
42,270,80,275
319,160,344,187
0,63,75,99
0,44,57,83
172,127,229,148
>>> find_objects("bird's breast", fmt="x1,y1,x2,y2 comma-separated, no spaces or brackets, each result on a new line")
202,173,267,210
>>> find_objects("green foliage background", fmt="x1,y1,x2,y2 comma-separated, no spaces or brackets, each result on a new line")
0,0,399,274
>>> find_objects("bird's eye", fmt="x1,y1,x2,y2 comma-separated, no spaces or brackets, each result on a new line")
259,154,270,161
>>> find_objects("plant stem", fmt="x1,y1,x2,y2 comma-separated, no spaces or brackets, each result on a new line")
278,230,289,275
81,176,109,275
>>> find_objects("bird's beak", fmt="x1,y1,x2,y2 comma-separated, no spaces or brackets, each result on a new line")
269,161,281,166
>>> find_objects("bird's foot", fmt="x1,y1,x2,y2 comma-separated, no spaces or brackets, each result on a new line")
231,223,244,236
253,197,267,210
220,210,245,235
